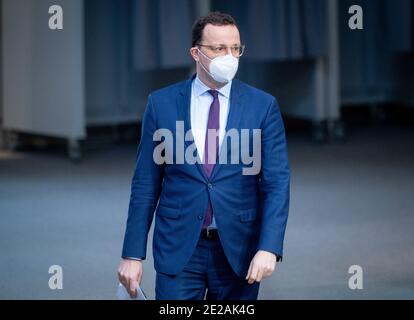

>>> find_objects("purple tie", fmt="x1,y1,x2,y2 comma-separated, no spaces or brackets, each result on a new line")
202,90,220,228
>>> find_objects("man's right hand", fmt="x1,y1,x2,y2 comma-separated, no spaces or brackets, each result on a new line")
117,259,143,298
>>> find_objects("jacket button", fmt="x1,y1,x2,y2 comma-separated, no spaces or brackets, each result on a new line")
198,215,203,220
207,183,213,189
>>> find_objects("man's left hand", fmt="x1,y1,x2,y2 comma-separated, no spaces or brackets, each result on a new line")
245,250,277,284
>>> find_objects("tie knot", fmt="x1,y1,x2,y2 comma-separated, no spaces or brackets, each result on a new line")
208,90,219,100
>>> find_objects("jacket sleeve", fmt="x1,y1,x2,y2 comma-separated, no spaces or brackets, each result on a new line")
257,97,291,260
121,94,164,260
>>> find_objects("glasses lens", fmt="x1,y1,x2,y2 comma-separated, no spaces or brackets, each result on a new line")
199,44,245,57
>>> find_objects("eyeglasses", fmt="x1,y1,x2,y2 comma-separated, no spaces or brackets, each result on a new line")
197,43,246,57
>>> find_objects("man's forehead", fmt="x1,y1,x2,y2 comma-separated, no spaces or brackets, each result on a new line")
202,24,240,43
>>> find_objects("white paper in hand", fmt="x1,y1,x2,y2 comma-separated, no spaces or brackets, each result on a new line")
117,282,147,300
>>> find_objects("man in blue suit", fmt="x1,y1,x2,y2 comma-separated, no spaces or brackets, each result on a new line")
118,12,290,300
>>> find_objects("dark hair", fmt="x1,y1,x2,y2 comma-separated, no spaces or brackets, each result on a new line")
192,11,238,47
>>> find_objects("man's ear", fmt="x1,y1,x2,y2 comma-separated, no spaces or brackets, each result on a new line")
190,47,199,62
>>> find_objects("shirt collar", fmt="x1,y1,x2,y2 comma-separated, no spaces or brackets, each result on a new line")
193,74,232,99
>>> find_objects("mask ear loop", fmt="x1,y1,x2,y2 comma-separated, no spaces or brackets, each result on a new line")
196,48,216,80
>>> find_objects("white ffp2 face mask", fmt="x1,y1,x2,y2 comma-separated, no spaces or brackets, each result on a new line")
197,49,239,83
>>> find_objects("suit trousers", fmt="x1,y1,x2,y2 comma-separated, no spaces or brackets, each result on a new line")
155,231,260,300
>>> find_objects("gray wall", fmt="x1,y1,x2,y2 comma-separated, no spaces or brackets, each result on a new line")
1,0,85,139
2,0,413,144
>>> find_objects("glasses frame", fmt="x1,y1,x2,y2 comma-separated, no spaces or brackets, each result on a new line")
196,43,246,57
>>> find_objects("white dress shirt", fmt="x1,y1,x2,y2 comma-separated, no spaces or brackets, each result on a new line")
191,75,232,162
191,75,232,229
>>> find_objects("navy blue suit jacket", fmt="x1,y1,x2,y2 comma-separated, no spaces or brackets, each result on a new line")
122,75,290,278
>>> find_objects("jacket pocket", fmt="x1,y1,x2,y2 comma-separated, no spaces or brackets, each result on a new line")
156,205,181,219
238,208,257,222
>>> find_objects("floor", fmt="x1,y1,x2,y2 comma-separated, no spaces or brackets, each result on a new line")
0,123,413,299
